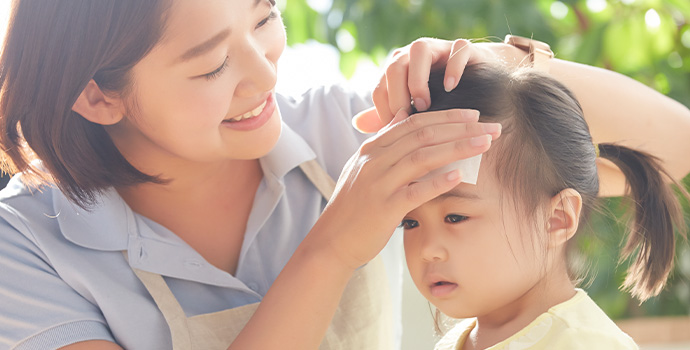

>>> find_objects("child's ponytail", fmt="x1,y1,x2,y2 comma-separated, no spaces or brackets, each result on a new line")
597,143,688,301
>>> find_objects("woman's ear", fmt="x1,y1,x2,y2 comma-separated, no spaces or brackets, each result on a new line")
72,80,125,125
546,188,583,247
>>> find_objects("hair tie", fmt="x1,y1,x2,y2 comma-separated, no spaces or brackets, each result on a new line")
594,143,600,158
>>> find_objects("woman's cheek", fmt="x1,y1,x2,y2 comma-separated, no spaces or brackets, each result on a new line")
182,84,235,123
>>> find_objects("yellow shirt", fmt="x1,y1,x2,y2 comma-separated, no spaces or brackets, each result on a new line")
434,289,638,350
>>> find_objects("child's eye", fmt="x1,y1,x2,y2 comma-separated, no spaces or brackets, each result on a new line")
445,214,468,224
399,219,419,230
256,11,278,29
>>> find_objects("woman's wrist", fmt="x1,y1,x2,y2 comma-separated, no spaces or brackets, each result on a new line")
475,42,549,71
296,226,361,275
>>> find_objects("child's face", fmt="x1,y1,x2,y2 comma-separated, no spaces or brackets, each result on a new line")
403,162,550,319
108,0,286,166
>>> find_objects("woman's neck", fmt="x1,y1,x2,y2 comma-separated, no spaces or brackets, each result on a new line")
118,157,262,206
463,269,576,350
116,158,264,274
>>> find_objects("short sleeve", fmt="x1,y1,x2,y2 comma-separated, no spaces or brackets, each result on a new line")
0,217,116,349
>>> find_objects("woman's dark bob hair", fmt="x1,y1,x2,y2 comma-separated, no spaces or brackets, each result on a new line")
0,0,169,207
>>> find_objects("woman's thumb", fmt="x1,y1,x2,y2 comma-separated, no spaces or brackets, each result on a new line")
352,107,387,133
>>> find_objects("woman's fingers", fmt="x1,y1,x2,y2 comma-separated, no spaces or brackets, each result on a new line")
380,121,501,163
352,107,385,134
390,169,463,212
321,108,499,267
372,108,481,147
385,54,413,117
371,77,394,127
443,39,472,92
406,39,434,112
378,134,493,194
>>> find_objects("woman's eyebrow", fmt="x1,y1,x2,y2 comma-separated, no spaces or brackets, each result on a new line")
176,29,231,64
174,0,267,64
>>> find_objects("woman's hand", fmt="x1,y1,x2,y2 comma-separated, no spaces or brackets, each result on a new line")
310,108,501,269
353,38,501,133
233,105,500,350
353,39,530,134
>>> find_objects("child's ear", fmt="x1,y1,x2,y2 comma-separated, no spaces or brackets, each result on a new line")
546,188,583,247
72,80,125,126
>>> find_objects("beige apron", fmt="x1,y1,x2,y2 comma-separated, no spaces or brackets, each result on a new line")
128,159,394,350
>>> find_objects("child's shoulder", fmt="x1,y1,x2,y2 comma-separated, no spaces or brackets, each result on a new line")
434,318,475,350
543,289,639,349
432,290,639,350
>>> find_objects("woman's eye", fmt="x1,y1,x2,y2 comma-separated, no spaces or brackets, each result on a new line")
202,57,229,81
399,219,419,230
445,214,468,224
256,11,278,29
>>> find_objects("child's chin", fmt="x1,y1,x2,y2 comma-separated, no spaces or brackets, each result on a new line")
432,304,474,319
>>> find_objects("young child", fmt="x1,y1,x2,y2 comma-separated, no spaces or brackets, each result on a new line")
401,64,688,350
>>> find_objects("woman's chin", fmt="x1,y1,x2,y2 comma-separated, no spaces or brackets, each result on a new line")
230,112,282,160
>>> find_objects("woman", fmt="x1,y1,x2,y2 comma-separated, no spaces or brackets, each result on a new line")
0,1,688,350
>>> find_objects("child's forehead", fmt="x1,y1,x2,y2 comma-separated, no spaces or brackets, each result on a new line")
426,178,493,205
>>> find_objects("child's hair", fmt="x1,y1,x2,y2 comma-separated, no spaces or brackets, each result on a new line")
415,63,688,302
0,1,169,207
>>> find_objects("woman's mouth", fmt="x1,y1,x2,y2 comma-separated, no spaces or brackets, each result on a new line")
221,94,276,131
224,100,268,122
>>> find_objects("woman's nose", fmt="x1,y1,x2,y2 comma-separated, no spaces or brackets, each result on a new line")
234,38,282,97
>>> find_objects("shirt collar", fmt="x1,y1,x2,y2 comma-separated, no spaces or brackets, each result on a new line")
55,121,316,253
54,187,132,251
260,121,316,180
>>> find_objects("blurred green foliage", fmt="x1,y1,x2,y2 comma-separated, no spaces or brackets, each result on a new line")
281,0,690,319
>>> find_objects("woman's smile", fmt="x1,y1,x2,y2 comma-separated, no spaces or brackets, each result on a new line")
221,93,277,131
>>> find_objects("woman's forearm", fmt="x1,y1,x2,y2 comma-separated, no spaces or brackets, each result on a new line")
228,236,354,350
488,42,690,195
550,59,690,195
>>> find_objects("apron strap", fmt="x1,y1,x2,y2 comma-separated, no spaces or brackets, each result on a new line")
299,159,336,200
121,160,338,350
122,251,193,350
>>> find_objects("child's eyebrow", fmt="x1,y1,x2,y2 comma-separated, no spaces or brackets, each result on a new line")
435,188,482,201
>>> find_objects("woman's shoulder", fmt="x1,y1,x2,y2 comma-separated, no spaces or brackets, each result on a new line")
276,84,372,127
275,84,374,179
0,172,56,233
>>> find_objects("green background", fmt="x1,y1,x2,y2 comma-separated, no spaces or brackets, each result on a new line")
281,0,690,319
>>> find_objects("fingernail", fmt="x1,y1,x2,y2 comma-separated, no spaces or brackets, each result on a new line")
444,77,456,92
482,123,501,134
462,109,480,120
470,134,491,147
413,98,428,111
446,170,461,182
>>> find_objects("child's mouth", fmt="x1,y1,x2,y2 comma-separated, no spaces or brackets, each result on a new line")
430,281,458,297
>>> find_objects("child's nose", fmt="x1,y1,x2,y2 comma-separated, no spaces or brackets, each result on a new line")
420,232,448,263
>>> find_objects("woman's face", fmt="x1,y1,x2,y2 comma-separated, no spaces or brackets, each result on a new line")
402,162,550,320
108,0,286,170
